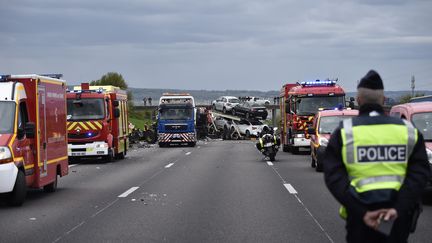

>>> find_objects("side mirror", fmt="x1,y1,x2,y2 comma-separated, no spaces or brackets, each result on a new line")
114,108,121,118
25,122,36,139
112,100,120,107
17,127,25,140
307,127,316,135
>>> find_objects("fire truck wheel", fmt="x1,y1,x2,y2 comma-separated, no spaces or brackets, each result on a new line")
44,175,58,193
104,149,114,162
8,170,27,206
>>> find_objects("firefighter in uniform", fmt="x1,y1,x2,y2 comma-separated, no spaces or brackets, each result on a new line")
323,70,430,243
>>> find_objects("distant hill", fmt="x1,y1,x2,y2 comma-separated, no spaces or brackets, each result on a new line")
130,87,432,106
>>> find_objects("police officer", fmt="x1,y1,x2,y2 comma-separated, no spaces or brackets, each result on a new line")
323,70,430,243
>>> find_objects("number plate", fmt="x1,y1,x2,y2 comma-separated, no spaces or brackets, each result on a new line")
264,142,273,147
71,152,85,156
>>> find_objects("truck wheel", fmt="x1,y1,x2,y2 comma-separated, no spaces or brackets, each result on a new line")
188,142,196,147
104,149,114,162
8,170,27,206
44,175,58,193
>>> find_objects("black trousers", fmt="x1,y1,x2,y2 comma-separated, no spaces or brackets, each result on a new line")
345,213,412,243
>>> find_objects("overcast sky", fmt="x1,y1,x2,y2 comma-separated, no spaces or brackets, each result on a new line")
1,0,431,91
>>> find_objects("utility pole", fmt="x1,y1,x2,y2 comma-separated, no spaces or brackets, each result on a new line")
411,75,415,97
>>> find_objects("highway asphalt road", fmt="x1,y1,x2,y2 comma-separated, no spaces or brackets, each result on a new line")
0,140,431,242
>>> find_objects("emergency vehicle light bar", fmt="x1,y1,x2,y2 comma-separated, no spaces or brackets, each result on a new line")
0,75,11,82
67,88,104,94
299,79,337,87
39,74,63,79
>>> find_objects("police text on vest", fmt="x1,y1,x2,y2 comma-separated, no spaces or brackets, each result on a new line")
357,145,406,162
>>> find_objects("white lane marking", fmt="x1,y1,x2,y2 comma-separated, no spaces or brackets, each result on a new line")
165,163,174,168
68,164,78,168
118,187,140,198
267,161,274,166
185,152,192,155
65,221,86,235
284,183,298,194
293,194,335,243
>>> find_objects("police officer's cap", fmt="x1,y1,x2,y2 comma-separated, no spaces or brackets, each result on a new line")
357,70,384,90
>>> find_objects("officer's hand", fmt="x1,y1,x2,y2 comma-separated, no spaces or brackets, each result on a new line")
363,209,388,230
383,208,398,221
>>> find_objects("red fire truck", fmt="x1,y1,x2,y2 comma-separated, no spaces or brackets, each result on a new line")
0,74,68,206
67,83,129,161
280,79,346,154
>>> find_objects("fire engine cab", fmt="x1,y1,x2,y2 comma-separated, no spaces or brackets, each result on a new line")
0,74,68,206
280,79,346,154
67,83,129,161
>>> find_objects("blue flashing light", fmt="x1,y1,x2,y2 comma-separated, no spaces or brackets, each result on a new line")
87,132,93,137
300,79,337,87
0,75,10,82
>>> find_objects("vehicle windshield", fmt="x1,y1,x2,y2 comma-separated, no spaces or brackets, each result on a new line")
250,120,263,125
229,98,239,103
409,96,432,103
159,107,193,120
296,96,345,115
411,112,432,141
67,98,105,121
319,115,355,134
0,101,15,134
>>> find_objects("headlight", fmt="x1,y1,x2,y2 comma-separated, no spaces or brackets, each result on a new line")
96,143,109,148
319,137,329,147
0,146,12,163
427,148,432,164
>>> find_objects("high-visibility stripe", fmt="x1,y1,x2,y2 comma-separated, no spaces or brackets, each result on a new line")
343,118,354,163
79,122,89,130
47,156,68,165
403,120,416,158
68,122,77,130
86,121,97,130
356,175,404,188
94,121,103,129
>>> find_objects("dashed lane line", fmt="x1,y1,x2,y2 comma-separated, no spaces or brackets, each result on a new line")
267,161,274,166
68,164,78,168
185,151,192,155
118,187,140,198
165,163,174,168
269,164,335,243
283,183,298,194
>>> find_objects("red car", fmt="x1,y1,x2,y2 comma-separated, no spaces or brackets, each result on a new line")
390,102,432,186
308,109,359,172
